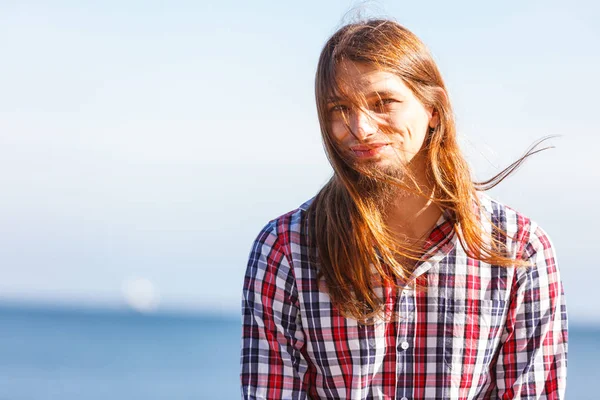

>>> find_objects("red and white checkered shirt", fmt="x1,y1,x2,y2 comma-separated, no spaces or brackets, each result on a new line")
241,193,568,399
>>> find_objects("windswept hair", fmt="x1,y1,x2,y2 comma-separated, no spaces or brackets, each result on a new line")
307,19,547,323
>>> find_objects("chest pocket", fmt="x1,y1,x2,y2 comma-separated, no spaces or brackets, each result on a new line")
440,298,507,372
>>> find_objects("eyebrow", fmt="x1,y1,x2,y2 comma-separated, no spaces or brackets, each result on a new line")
326,90,400,103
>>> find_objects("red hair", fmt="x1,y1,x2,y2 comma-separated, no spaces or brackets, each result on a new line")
308,19,542,323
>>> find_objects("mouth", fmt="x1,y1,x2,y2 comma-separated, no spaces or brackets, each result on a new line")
349,143,390,158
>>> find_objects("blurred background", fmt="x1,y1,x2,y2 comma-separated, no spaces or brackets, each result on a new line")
1,0,598,398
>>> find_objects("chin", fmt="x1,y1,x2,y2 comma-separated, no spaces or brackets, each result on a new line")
357,160,405,177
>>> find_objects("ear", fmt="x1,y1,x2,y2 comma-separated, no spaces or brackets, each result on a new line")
428,88,447,129
429,108,440,129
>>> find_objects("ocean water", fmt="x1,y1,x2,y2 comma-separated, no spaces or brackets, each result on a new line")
0,305,597,399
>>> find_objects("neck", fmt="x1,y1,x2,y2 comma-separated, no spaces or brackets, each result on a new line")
384,154,442,243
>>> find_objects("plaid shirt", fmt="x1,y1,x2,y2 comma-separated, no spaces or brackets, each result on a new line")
241,193,568,399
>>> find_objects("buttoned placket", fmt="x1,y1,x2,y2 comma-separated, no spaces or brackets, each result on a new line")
392,211,457,399
394,253,445,400
394,282,415,400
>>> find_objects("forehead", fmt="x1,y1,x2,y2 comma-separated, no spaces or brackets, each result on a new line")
331,60,410,99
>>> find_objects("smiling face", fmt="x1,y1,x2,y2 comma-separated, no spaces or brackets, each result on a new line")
326,60,438,177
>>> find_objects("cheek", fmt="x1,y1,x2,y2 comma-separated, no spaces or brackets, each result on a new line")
389,107,430,139
330,120,348,142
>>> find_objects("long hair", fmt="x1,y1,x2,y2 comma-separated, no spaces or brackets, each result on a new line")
307,19,545,323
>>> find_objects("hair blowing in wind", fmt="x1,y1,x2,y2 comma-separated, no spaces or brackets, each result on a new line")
307,19,547,323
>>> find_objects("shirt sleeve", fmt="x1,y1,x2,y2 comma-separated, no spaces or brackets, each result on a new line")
494,225,568,399
240,222,310,400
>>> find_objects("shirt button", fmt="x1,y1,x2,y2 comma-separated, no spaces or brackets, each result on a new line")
400,341,410,350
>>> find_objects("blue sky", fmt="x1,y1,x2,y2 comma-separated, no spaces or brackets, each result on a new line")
1,1,599,322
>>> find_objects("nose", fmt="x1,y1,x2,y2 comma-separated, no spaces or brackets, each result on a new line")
349,109,377,141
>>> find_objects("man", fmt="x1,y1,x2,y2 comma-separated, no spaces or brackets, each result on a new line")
241,19,567,400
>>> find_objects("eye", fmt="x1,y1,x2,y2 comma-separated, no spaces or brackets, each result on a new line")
374,98,398,111
328,104,350,113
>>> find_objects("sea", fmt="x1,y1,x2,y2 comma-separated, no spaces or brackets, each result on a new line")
0,304,597,399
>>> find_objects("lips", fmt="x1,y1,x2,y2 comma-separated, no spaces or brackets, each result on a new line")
349,143,390,158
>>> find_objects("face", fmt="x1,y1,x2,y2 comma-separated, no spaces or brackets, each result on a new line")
326,60,438,176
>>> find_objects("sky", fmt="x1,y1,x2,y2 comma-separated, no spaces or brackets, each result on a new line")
0,0,599,323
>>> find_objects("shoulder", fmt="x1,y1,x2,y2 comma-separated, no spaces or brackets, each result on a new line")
244,198,315,291
476,192,560,284
476,192,558,262
250,197,314,257
476,192,538,259
476,192,532,234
